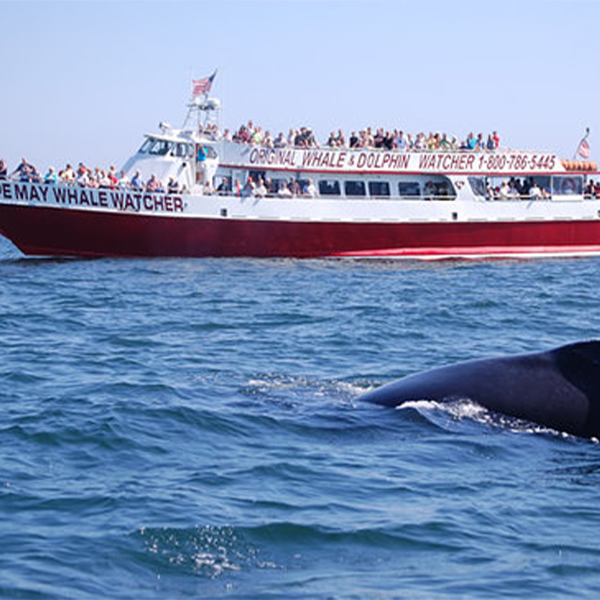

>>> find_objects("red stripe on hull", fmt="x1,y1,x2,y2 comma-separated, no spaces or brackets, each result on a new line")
2,204,600,258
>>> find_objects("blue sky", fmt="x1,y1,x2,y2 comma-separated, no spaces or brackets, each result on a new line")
1,1,598,171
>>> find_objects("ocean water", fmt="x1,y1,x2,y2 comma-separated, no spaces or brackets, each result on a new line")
1,235,600,599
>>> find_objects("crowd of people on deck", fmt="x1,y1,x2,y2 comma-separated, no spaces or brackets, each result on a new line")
216,121,501,152
0,158,183,194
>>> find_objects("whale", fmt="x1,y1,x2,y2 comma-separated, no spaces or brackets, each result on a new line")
358,341,600,439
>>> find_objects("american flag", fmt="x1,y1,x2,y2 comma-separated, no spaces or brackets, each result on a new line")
578,138,591,159
192,71,216,96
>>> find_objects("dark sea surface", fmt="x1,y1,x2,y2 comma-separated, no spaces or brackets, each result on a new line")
1,235,600,599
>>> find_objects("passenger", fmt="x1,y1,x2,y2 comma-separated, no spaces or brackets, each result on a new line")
273,132,287,148
118,171,130,189
44,166,58,185
383,131,394,150
349,131,359,148
492,131,500,149
233,125,249,144
167,177,179,194
294,128,308,147
77,167,90,187
265,177,277,197
250,127,263,145
60,164,76,185
287,128,297,146
304,178,317,198
475,133,485,152
108,165,118,187
11,158,34,180
427,133,441,150
18,165,32,183
87,172,100,189
289,178,301,196
263,131,274,148
326,131,338,147
486,134,496,151
234,178,242,196
216,177,231,195
336,130,346,148
255,178,267,198
131,170,144,190
0,158,8,180
440,134,452,151
197,145,208,162
99,169,112,189
277,182,293,198
394,130,407,151
413,133,426,151
529,181,542,200
499,181,511,199
242,177,255,197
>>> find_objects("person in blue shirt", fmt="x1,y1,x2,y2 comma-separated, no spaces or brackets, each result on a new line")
44,167,58,185
197,145,208,162
131,170,144,190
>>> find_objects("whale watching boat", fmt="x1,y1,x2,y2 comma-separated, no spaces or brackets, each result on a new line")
0,95,598,259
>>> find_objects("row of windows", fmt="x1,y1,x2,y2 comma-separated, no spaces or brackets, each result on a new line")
244,169,455,199
318,179,455,200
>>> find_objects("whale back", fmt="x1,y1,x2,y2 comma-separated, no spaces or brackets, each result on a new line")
359,341,600,438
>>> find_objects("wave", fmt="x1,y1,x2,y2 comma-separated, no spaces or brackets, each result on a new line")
395,397,573,439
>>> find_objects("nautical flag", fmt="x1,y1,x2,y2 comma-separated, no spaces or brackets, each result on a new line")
578,138,591,159
192,71,217,96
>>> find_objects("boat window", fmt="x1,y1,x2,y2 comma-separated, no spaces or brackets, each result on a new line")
198,145,218,159
139,139,154,154
424,180,456,200
249,170,266,183
148,140,171,156
398,182,421,200
368,181,390,198
345,181,366,197
468,177,486,198
552,175,583,196
318,180,341,196
173,143,189,157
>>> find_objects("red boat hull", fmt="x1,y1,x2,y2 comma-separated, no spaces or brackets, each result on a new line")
2,204,600,258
